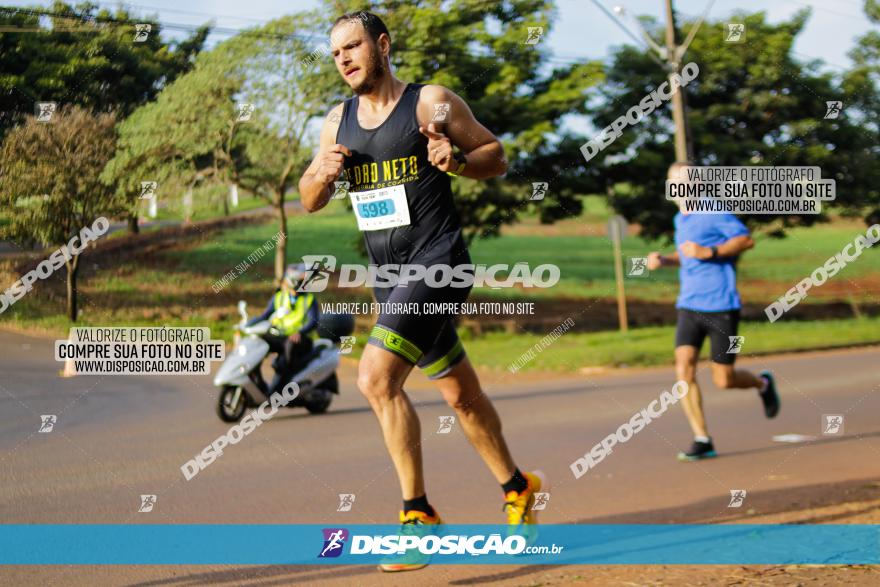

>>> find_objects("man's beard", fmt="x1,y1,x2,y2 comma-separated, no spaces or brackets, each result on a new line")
352,47,386,95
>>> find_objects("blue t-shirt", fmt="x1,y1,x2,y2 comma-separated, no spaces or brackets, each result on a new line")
674,212,750,312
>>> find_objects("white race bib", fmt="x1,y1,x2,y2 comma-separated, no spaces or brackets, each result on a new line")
350,184,410,231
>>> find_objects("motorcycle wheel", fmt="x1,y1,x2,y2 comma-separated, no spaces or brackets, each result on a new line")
216,385,247,422
304,374,337,414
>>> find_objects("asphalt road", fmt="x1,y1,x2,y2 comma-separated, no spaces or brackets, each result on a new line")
1,328,877,585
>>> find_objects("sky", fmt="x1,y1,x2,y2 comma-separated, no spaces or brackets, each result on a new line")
12,0,872,73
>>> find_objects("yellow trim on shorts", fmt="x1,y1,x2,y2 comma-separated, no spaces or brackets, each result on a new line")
369,325,422,364
422,339,465,379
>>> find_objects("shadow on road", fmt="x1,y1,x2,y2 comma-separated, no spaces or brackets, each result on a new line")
268,379,607,422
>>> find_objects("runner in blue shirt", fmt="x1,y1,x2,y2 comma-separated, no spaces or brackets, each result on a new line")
647,162,781,460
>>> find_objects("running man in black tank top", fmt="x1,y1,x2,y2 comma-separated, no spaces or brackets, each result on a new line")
298,11,544,572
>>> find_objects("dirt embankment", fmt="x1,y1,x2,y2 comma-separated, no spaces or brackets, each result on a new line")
3,212,877,333
8,211,276,276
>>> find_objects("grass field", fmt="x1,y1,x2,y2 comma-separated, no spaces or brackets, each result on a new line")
169,200,880,304
463,316,880,373
2,197,878,370
147,185,268,223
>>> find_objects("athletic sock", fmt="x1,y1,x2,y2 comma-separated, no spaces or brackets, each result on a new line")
695,435,711,444
758,375,769,393
501,468,528,495
403,495,435,517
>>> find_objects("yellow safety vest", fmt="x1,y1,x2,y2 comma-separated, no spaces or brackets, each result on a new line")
270,291,315,336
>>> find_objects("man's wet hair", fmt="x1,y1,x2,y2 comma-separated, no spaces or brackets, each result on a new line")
331,11,390,45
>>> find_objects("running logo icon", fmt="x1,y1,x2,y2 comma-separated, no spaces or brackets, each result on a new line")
727,336,745,354
728,490,746,508
36,102,57,122
318,528,349,558
339,336,356,354
532,492,550,511
530,182,548,201
298,255,336,293
133,24,151,42
140,181,158,200
431,103,451,123
628,257,648,277
332,181,350,200
38,415,57,433
822,414,844,435
138,494,157,513
824,101,843,119
436,416,456,434
236,103,255,122
525,27,544,45
725,23,745,43
337,494,356,512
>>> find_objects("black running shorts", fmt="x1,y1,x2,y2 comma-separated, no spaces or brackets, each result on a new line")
675,309,740,365
368,244,472,379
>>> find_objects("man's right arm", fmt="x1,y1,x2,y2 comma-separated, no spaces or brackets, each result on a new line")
299,103,351,213
661,251,680,266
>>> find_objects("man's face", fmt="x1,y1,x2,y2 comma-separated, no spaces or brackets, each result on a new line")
330,20,386,95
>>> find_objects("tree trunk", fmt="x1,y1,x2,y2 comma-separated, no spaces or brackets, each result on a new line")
66,256,80,322
127,213,139,234
274,193,288,281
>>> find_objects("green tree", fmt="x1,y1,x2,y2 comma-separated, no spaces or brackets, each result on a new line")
105,12,339,278
0,2,208,136
101,39,248,228
0,2,209,233
842,0,880,224
321,0,604,239
0,107,125,320
590,10,879,239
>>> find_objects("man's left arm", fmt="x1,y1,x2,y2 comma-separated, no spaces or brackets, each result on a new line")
680,235,754,260
680,214,755,261
417,85,507,179
714,234,755,258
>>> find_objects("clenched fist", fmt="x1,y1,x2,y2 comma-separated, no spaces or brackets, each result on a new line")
315,143,352,185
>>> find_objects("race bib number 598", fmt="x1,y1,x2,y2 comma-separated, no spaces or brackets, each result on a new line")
350,184,411,231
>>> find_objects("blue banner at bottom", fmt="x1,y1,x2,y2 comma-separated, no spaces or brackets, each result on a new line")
1,524,877,565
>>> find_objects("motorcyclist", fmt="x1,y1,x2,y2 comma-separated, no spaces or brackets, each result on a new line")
247,263,320,394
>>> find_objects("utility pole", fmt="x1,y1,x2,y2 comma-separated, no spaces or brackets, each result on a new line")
663,0,693,163
602,0,711,162
609,215,629,333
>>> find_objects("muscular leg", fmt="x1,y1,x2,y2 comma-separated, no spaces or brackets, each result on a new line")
357,344,423,500
675,345,709,438
710,362,764,390
433,356,516,484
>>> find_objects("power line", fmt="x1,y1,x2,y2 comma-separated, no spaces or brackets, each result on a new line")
90,0,275,26
783,0,869,21
791,50,854,73
586,0,669,69
1,4,862,74
0,6,596,69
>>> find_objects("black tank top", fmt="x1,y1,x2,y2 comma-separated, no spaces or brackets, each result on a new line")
336,83,466,265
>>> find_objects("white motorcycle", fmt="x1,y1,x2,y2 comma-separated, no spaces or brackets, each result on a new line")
213,300,354,422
